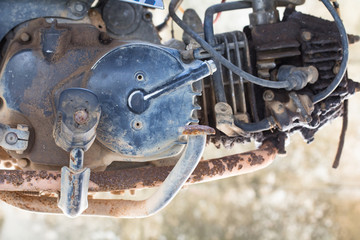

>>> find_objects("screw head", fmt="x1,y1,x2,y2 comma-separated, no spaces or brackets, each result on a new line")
5,132,18,145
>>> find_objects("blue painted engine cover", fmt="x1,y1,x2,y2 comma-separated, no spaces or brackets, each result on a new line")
87,44,201,157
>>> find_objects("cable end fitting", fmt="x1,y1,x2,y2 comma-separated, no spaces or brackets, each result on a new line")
277,65,319,91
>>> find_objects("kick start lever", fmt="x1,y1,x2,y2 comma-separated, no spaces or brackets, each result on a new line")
53,88,101,217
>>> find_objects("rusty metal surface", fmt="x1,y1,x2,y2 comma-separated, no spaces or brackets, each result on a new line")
0,142,277,217
0,141,277,191
182,125,215,135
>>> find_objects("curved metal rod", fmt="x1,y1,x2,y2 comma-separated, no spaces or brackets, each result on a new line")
0,134,207,218
140,134,206,217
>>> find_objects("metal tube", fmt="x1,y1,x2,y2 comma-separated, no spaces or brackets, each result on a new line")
202,1,252,104
0,142,277,193
0,141,277,217
249,0,279,26
234,117,275,133
204,1,252,46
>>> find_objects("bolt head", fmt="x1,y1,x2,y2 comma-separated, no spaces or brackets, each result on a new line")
5,132,18,145
301,31,312,41
333,64,340,74
75,2,85,12
20,32,30,42
263,90,275,102
74,109,89,125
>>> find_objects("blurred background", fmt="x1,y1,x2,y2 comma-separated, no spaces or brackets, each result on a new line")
0,0,359,239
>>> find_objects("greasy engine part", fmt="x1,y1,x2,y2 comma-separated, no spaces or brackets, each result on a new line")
0,0,358,217
99,0,161,44
0,17,215,168
181,0,359,148
247,8,358,143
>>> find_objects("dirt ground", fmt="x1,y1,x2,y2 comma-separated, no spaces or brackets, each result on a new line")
0,1,359,239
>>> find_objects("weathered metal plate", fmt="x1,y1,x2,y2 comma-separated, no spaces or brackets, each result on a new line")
87,44,201,158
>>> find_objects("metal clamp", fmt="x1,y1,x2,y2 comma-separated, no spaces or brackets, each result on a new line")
0,124,29,154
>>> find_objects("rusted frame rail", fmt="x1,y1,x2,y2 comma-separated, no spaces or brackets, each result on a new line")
0,141,277,217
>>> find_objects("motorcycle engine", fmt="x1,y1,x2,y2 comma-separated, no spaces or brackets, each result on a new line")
0,0,358,217
0,0,357,168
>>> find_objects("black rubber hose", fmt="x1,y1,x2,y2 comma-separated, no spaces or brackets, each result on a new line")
313,0,349,104
332,99,348,169
204,1,252,45
203,2,252,103
234,117,274,133
169,0,291,89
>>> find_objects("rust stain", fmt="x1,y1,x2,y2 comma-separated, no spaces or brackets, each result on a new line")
182,125,215,135
248,153,265,166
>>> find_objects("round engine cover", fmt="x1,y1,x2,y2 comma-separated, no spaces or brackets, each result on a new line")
87,44,199,157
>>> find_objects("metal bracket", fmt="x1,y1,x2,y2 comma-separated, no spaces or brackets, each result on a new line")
265,91,314,131
0,124,29,154
214,102,246,136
